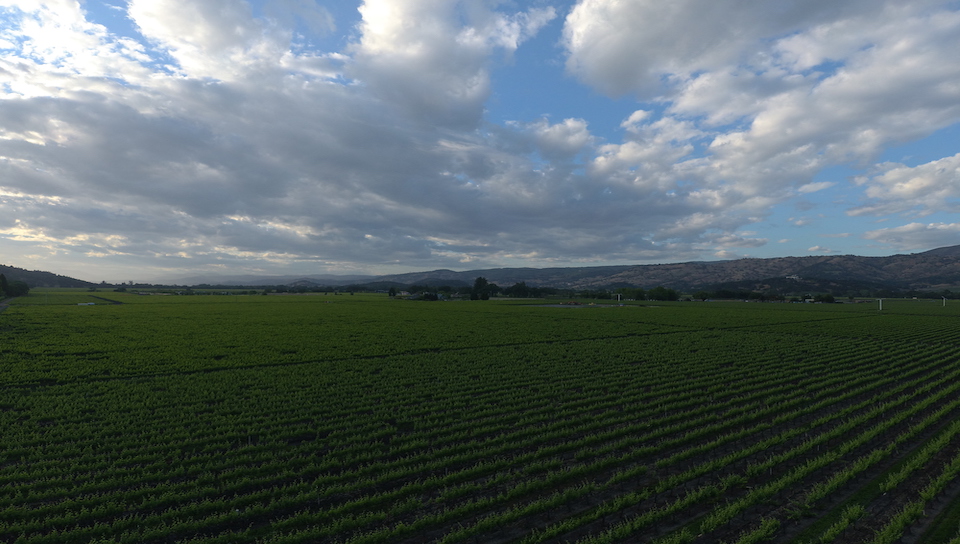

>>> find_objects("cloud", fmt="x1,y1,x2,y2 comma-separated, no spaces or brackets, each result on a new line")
562,0,892,98
127,0,285,80
620,110,651,132
849,153,960,217
532,118,594,160
591,114,705,182
565,0,960,202
864,222,960,250
0,0,959,281
4,0,654,277
714,249,745,260
713,235,769,248
0,0,155,93
798,181,835,194
347,0,555,128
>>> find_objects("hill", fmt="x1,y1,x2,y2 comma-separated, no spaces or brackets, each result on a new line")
169,273,375,286
594,248,960,291
7,244,960,292
366,245,960,291
0,264,96,288
371,266,636,289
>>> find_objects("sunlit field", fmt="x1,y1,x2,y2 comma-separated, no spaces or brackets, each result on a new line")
3,291,960,543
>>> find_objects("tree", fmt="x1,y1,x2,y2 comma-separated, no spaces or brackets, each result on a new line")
472,277,489,300
767,291,785,302
388,287,397,297
0,273,7,297
647,286,679,301
505,281,530,298
6,280,29,297
615,287,645,300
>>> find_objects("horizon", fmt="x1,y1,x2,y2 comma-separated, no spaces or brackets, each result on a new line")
4,243,954,286
2,1,960,284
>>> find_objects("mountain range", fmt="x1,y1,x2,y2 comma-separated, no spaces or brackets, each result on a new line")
369,245,960,291
4,245,960,292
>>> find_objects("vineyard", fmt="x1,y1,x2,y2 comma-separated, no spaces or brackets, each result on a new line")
2,291,960,543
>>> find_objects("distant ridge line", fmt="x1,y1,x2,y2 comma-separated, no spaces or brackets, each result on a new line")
3,244,960,290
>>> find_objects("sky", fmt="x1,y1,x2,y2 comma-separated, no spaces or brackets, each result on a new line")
1,0,960,283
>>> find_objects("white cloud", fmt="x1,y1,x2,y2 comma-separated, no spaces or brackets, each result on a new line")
1,0,959,281
849,153,960,217
620,110,651,132
347,0,555,128
127,0,295,80
669,68,812,128
714,234,769,248
565,0,960,204
562,0,898,98
591,115,704,183
529,117,594,161
0,0,155,96
864,222,960,250
798,181,835,194
714,249,744,260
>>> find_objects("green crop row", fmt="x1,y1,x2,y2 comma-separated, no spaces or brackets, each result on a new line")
3,293,960,543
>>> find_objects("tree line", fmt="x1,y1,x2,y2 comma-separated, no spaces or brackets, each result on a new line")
0,274,30,298
389,278,682,301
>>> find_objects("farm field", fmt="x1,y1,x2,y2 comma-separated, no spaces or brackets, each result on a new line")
2,291,960,543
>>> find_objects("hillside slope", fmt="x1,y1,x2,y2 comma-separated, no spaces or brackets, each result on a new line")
7,244,960,291
598,250,960,290
371,246,960,290
0,264,96,288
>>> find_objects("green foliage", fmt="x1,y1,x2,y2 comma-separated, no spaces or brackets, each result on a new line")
5,280,29,297
2,296,960,542
471,276,497,300
614,287,646,300
646,285,679,301
728,518,780,544
812,504,865,543
504,281,530,297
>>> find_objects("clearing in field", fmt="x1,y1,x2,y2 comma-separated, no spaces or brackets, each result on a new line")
2,291,960,543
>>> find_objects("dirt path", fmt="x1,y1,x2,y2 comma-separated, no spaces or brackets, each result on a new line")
0,297,14,313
